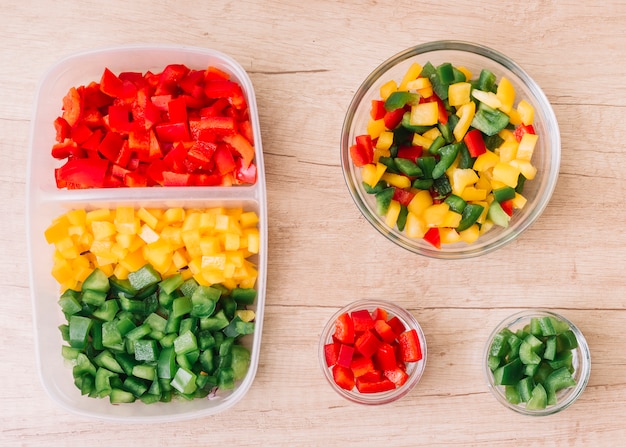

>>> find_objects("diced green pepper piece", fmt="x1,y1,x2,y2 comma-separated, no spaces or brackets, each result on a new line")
489,330,510,358
92,299,120,322
444,194,467,214
82,268,110,293
171,296,192,319
231,287,257,306
432,176,452,198
519,340,542,365
493,358,524,386
396,205,409,232
231,345,251,380
471,103,510,136
539,316,557,336
123,376,148,397
128,264,161,291
456,203,485,232
94,367,117,397
484,133,505,151
157,346,177,380
378,156,400,174
58,290,82,315
363,180,387,194
132,364,156,381
548,350,573,371
94,350,124,374
473,69,497,92
144,312,167,333
134,339,159,362
173,330,198,356
557,330,579,351
526,383,547,410
493,186,516,203
217,367,235,390
431,143,462,179
375,187,395,215
61,345,81,360
170,367,198,395
488,200,510,228
545,366,577,406
190,286,220,317
384,91,420,111
68,315,93,350
394,158,423,177
505,385,521,405
159,273,184,295
179,278,199,297
109,276,137,297
412,178,434,190
543,336,557,361
199,349,216,374
223,316,255,339
416,156,436,179
81,289,107,307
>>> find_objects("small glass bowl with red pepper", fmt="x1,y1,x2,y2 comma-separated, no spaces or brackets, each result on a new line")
340,40,561,259
319,299,427,405
483,310,591,416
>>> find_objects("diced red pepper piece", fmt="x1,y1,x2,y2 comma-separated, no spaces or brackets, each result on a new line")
191,173,223,186
396,145,423,161
355,377,395,394
223,133,255,168
324,342,340,367
162,171,191,186
151,94,173,111
234,158,257,185
51,139,80,159
501,199,514,217
100,67,137,99
333,313,355,344
373,319,397,344
107,105,132,134
423,227,441,249
354,329,381,358
61,87,82,127
370,100,386,120
336,343,355,369
350,309,375,333
374,343,398,371
213,144,237,175
350,356,375,378
156,64,190,96
384,367,409,387
392,187,415,207
372,307,388,321
350,134,374,167
54,117,71,142
155,122,191,143
398,329,422,363
204,80,246,109
383,108,405,130
70,123,94,145
463,128,487,157
332,365,355,391
238,119,254,145
97,131,125,163
205,66,230,82
123,170,149,187
178,69,205,98
167,97,188,124
386,316,406,337
55,158,109,188
514,123,536,142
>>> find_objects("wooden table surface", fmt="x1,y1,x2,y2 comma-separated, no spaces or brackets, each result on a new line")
3,1,626,445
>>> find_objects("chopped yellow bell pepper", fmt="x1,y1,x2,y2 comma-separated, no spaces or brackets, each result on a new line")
410,102,439,126
496,77,515,114
399,62,423,91
453,101,475,142
448,82,472,107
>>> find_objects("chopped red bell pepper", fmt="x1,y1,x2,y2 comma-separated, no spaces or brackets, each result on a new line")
54,117,71,142
213,144,237,175
336,344,355,369
373,319,397,344
55,158,109,189
350,355,375,378
392,187,415,207
324,342,340,367
514,123,536,142
463,128,487,157
355,377,395,394
372,307,388,321
370,100,386,120
383,108,405,130
223,133,255,168
349,134,374,167
332,365,355,391
386,316,406,336
501,199,514,217
384,367,409,387
234,158,257,184
396,145,423,161
350,309,375,333
398,329,423,363
354,329,381,358
61,87,82,127
374,343,398,371
333,313,354,344
423,227,441,249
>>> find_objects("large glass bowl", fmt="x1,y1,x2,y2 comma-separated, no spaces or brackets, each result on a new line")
340,41,560,259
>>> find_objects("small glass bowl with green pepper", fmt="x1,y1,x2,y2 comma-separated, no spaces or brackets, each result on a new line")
483,310,591,416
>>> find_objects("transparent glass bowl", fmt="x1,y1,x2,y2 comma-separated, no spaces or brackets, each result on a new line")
483,310,591,416
340,40,561,259
318,299,427,405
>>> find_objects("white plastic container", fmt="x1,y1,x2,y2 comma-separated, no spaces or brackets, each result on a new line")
26,44,267,423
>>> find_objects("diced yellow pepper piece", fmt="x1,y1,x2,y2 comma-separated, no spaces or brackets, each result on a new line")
246,229,260,254
114,207,137,235
450,168,479,196
512,192,528,209
66,209,87,226
509,159,537,180
473,150,500,172
508,108,522,126
422,127,442,141
367,118,386,140
517,99,535,125
498,140,519,163
376,131,394,150
423,203,450,227
407,190,433,216
517,133,538,161
379,80,398,101
136,208,159,229
381,172,411,189
385,200,402,228
362,163,387,187
163,207,185,224
138,224,160,244
399,62,423,91
471,89,502,109
496,77,515,114
440,227,461,244
91,220,116,240
45,217,69,244
406,77,431,91
373,147,391,163
441,210,463,228
240,211,259,228
448,82,472,107
459,224,480,243
457,66,472,81
410,102,439,126
492,162,521,188
405,212,427,239
453,101,476,142
460,186,488,202
412,133,434,150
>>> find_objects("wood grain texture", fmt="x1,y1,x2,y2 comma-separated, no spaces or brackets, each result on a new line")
2,0,626,445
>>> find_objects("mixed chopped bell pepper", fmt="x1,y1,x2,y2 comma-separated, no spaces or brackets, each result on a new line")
348,60,539,248
52,64,257,189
